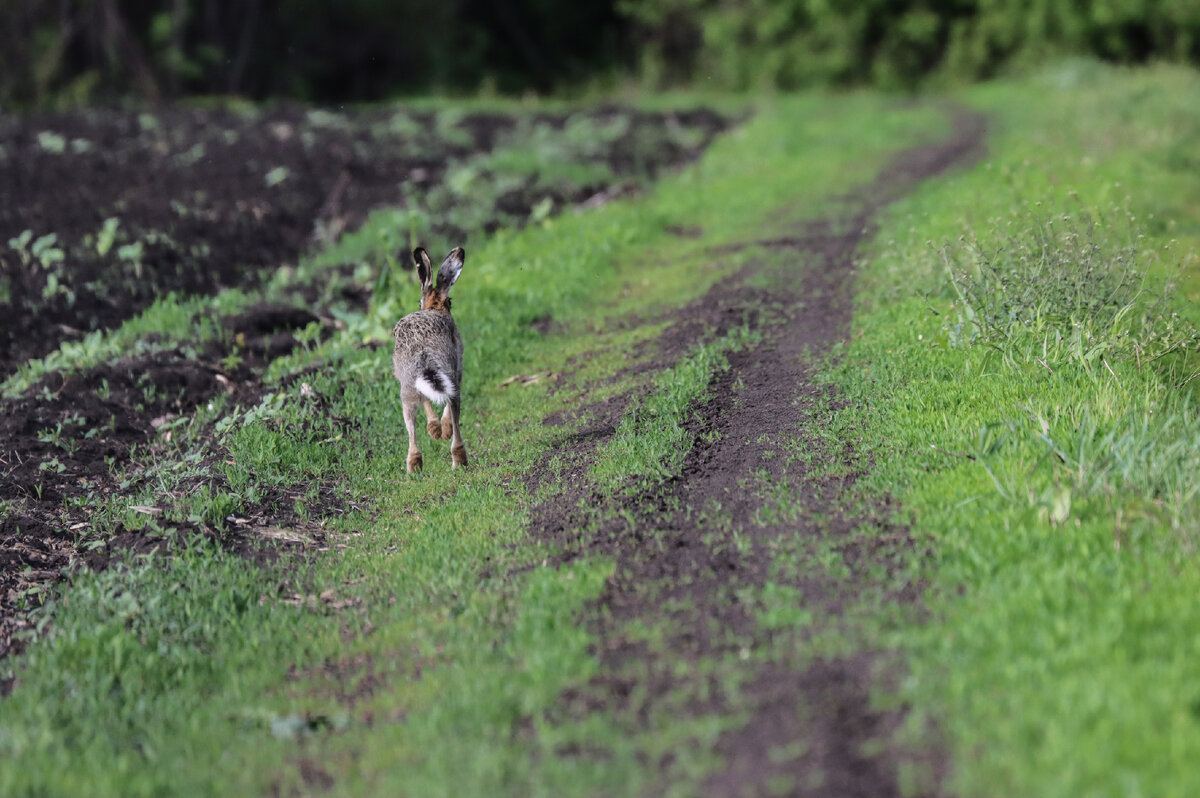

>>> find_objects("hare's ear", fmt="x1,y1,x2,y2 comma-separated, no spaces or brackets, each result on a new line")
437,247,465,290
413,247,433,289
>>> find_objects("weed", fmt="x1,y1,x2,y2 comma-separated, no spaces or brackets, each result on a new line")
36,130,66,154
38,456,66,474
264,166,290,187
943,212,1200,376
8,230,65,271
116,240,145,278
95,217,120,257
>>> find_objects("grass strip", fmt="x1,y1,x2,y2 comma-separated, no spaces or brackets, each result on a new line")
830,62,1200,797
1,95,943,796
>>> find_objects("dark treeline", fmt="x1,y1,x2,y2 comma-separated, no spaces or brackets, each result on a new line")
0,0,629,106
2,0,1199,108
629,0,1200,90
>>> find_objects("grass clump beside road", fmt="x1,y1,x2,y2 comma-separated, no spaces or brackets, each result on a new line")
11,62,1197,797
831,63,1200,797
0,96,944,796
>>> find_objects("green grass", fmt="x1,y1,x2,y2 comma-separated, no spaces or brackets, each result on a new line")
826,63,1200,797
0,94,944,796
9,62,1200,797
590,325,758,491
0,290,256,397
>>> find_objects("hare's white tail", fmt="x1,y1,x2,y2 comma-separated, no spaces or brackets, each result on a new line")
394,245,468,473
415,365,456,404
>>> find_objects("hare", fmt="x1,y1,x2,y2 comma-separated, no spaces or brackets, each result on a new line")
392,246,468,473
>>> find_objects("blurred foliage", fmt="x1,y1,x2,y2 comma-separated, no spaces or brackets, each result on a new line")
0,0,628,108
2,0,1200,107
624,0,1200,90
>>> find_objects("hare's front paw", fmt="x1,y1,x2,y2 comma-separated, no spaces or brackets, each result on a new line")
427,420,443,439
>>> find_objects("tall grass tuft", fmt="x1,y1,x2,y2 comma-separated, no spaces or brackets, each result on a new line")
942,213,1200,382
936,213,1200,546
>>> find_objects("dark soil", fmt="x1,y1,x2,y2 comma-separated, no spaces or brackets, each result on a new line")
526,108,986,796
0,104,728,378
0,103,729,674
0,301,353,666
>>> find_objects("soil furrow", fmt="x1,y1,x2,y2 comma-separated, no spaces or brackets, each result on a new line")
527,107,986,795
0,106,727,378
0,104,731,675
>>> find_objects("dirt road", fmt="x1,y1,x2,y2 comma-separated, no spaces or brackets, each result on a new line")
528,107,986,797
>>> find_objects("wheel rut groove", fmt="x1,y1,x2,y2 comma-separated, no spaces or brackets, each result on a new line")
526,107,986,796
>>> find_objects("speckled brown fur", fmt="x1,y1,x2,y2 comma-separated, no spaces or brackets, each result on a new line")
392,247,468,472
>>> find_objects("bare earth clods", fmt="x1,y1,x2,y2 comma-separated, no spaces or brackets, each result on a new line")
0,302,350,665
528,109,985,795
0,103,730,673
0,105,728,377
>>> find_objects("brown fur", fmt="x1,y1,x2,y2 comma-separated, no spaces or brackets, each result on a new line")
395,246,468,473
423,400,443,439
421,292,451,312
392,310,458,356
414,246,457,313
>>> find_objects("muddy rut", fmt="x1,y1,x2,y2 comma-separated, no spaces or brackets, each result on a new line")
528,108,986,796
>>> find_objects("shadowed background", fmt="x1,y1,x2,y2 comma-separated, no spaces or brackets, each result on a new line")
2,0,1199,107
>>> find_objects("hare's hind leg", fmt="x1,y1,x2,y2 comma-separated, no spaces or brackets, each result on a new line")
402,391,423,473
423,399,443,439
448,397,468,469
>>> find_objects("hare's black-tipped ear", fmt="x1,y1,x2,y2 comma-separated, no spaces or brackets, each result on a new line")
413,247,433,288
436,246,465,290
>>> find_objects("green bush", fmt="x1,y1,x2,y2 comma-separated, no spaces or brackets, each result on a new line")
622,0,1200,90
5,0,1199,105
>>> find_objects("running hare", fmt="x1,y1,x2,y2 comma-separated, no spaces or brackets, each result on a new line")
392,246,468,473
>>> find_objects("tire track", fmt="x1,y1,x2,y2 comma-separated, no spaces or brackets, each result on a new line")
527,106,986,796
